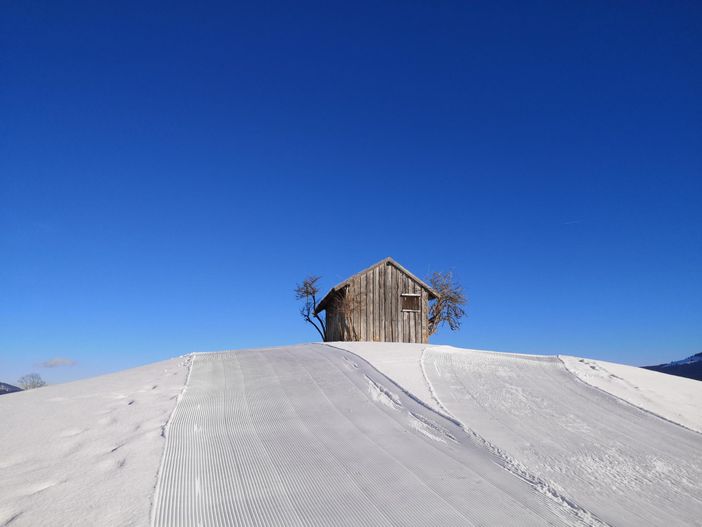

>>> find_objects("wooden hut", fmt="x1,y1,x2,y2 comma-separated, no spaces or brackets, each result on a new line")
315,257,438,343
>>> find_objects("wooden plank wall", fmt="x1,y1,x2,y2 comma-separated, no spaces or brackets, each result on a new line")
383,265,397,342
324,262,429,343
421,288,429,343
326,304,337,341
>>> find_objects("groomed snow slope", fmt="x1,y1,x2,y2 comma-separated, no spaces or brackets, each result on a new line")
0,357,190,527
152,344,588,526
337,343,702,527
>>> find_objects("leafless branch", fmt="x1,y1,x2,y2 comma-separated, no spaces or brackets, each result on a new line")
427,271,467,336
295,275,326,340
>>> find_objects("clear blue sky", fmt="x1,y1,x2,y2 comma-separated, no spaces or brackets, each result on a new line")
2,1,700,384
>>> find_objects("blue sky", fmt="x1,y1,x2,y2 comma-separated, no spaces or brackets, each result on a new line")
2,1,700,384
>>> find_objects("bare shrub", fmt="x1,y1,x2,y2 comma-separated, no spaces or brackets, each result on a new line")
17,373,46,390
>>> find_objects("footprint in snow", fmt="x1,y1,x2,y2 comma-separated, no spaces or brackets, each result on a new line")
59,428,84,438
110,443,125,453
1,511,23,525
24,480,59,496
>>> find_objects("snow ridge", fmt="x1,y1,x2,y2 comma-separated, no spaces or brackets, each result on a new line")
560,355,702,434
364,372,457,444
558,356,702,435
423,346,702,527
150,354,193,527
420,347,611,527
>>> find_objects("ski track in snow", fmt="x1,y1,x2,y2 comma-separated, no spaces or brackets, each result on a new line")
151,344,591,526
422,346,702,527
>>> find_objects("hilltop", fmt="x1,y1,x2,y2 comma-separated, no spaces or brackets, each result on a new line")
1,343,700,527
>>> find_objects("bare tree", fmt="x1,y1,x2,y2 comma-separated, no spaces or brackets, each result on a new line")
294,275,327,340
427,271,466,336
17,373,46,390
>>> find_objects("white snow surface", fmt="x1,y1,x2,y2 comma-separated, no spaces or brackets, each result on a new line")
326,341,443,413
0,357,190,527
339,342,702,527
561,355,702,433
3,342,701,527
152,345,584,526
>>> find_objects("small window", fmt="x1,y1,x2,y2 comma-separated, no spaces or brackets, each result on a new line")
401,293,420,312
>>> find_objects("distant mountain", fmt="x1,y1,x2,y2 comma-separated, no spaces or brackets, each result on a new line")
0,382,22,395
644,353,702,382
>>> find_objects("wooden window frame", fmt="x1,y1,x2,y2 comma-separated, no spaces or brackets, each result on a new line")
401,293,421,313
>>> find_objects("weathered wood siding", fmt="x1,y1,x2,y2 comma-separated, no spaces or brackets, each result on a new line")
325,261,430,343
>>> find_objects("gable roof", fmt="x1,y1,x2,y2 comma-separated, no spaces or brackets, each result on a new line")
314,257,438,314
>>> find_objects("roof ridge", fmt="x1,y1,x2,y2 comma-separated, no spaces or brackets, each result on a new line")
314,257,438,314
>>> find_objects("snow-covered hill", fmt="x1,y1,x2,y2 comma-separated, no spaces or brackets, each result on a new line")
644,352,702,382
1,344,700,527
152,346,580,527
333,343,702,526
0,358,190,526
0,382,22,395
